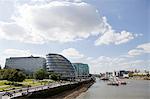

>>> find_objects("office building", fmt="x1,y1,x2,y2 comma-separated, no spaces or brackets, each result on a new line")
72,63,89,78
46,53,75,80
5,56,46,73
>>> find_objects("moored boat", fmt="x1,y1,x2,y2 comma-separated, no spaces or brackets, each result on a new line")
107,75,127,86
107,81,119,86
119,80,127,85
100,77,109,81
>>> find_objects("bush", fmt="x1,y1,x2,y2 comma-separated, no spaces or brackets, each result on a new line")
34,69,48,80
49,73,61,81
0,69,26,82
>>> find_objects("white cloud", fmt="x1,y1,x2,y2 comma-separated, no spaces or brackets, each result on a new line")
0,49,43,68
94,17,137,46
2,49,32,57
137,43,150,53
128,43,150,56
128,49,144,56
7,1,101,43
0,0,139,45
95,30,134,45
0,49,32,68
61,48,84,58
87,56,149,73
60,48,149,73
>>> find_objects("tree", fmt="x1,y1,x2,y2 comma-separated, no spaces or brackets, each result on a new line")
49,72,61,81
0,69,5,80
34,69,48,80
8,69,26,82
0,69,26,82
128,72,133,77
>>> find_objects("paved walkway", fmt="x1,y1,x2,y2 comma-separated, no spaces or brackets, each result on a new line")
1,82,78,99
0,85,9,88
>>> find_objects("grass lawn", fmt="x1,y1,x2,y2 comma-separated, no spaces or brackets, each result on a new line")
0,80,8,86
0,79,55,92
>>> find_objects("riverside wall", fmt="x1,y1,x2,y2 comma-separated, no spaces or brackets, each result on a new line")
14,79,95,99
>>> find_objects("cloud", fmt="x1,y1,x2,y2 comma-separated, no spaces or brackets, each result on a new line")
0,49,32,68
1,1,101,43
0,0,139,45
128,43,150,56
61,48,84,58
87,56,149,73
94,17,139,46
137,43,150,53
60,48,149,73
2,49,32,57
0,48,43,68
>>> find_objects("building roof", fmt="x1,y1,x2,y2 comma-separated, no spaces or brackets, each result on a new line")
72,63,88,65
7,56,43,59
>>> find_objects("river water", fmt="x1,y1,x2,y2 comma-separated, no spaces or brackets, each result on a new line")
77,78,150,99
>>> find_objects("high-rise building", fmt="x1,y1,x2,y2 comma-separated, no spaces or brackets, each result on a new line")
5,56,46,73
72,63,89,78
46,53,75,80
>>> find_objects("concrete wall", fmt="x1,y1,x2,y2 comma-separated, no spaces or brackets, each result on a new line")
15,79,94,99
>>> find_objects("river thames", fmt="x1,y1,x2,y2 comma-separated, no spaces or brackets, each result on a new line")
77,78,150,99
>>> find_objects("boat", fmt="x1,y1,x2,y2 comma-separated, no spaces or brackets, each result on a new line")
118,80,127,85
107,81,119,86
116,77,127,85
107,75,127,86
100,74,109,81
100,77,109,81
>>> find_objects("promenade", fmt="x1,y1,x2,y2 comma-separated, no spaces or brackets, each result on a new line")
0,81,77,99
0,79,94,99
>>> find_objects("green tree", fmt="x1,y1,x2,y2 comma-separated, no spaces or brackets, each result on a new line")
8,69,26,82
49,72,61,81
34,69,48,80
0,69,5,80
0,69,26,82
128,72,133,77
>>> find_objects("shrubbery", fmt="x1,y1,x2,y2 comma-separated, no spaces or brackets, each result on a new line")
34,69,49,80
49,72,61,81
34,69,61,81
0,69,26,82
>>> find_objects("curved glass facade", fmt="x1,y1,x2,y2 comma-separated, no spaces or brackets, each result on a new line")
46,54,75,79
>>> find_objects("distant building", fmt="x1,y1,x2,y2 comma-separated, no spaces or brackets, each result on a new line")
114,70,129,78
72,63,89,78
5,56,46,73
46,53,75,80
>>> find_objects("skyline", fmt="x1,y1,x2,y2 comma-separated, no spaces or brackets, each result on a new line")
0,0,149,73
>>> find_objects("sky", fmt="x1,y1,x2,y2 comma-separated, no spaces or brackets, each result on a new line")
0,0,149,73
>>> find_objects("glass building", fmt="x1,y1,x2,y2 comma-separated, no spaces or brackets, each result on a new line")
46,53,75,80
5,56,46,74
72,63,89,78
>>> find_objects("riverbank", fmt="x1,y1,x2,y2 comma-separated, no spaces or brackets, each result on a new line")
12,79,95,99
129,76,150,80
48,80,94,99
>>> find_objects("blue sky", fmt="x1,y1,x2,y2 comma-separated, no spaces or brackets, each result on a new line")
0,0,149,73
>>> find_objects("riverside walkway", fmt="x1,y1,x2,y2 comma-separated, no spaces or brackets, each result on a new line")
1,81,79,99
